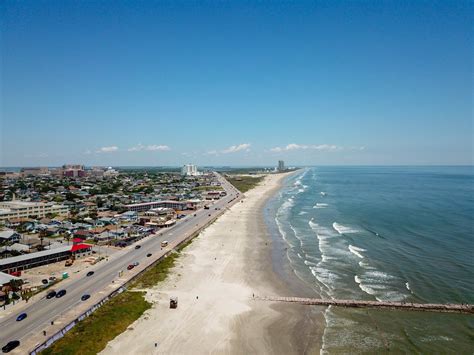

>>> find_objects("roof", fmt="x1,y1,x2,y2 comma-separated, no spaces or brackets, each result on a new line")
0,271,20,286
71,244,92,252
0,246,71,267
0,230,19,240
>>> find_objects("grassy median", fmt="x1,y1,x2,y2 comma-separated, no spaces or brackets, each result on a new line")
225,175,265,193
41,239,195,354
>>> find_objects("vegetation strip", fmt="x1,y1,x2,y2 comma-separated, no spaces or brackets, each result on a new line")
225,175,264,193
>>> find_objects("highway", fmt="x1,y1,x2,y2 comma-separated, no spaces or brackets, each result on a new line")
0,173,241,353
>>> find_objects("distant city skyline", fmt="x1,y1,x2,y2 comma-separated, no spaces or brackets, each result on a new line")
2,1,472,167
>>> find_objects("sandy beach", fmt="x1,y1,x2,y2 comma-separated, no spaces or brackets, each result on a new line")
101,172,324,355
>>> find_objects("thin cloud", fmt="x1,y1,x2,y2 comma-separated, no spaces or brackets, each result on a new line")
269,144,341,153
128,144,171,152
222,143,251,154
96,146,119,153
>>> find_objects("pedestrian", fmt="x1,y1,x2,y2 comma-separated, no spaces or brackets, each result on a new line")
155,343,157,348
43,330,47,336
253,293,254,298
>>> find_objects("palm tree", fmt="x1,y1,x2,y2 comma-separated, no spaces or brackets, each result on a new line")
39,229,47,248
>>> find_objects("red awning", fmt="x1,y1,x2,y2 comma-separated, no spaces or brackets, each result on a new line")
70,244,92,252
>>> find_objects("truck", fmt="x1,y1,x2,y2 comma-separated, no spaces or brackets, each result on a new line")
65,258,74,267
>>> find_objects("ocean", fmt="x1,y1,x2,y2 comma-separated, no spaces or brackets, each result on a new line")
266,166,473,353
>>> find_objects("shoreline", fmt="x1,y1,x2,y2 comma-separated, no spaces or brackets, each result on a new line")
100,172,324,354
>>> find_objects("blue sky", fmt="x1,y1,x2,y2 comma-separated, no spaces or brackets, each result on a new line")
1,1,472,167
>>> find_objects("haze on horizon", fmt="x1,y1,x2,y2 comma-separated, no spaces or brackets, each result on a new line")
1,1,472,167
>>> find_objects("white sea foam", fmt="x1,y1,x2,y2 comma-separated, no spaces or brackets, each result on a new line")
405,282,411,291
298,211,308,215
354,275,361,284
313,203,328,209
348,245,365,258
333,222,360,234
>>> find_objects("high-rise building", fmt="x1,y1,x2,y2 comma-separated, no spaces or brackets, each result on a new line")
181,164,199,176
278,160,285,172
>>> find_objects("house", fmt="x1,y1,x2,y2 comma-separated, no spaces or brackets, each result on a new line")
0,230,21,244
73,230,93,240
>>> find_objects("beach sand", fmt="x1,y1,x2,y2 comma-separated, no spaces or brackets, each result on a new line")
100,172,324,354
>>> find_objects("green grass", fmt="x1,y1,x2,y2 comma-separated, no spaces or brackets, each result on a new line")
194,185,223,191
225,175,265,193
42,291,150,355
40,237,196,354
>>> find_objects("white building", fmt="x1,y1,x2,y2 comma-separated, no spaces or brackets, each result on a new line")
181,164,199,176
103,167,119,177
0,201,69,221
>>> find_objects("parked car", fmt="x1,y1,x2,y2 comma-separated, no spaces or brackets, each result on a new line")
135,245,141,249
147,253,152,257
16,313,27,322
41,279,48,285
81,294,90,301
133,262,139,266
161,241,168,247
56,290,67,298
2,340,20,353
127,264,134,270
86,271,94,277
46,290,57,299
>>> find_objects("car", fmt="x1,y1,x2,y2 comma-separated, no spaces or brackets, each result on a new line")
133,262,139,266
16,313,27,322
127,264,134,270
2,340,20,353
147,253,152,257
56,289,67,298
86,271,94,277
135,245,141,249
48,276,56,281
46,290,57,299
41,279,48,285
81,294,90,301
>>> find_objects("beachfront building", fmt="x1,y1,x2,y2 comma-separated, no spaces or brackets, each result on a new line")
125,200,199,213
278,160,285,172
0,246,72,273
0,201,69,221
0,242,93,273
181,164,199,176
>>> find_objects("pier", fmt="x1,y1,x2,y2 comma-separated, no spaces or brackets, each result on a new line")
256,296,473,314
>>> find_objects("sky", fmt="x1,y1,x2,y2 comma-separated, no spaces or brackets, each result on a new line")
1,0,472,167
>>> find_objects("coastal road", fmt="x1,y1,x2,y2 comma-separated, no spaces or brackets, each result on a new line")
0,172,242,352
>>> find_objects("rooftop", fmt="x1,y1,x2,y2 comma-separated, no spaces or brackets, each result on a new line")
0,245,71,267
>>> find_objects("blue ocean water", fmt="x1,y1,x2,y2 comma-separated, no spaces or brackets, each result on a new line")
270,166,473,352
